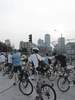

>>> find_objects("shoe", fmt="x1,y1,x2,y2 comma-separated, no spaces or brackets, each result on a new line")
13,82,16,86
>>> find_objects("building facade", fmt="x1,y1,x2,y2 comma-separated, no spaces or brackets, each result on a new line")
5,39,11,47
19,41,37,55
57,37,65,54
66,42,75,60
38,39,44,47
45,34,50,47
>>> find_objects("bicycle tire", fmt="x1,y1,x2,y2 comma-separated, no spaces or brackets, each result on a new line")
57,76,70,92
19,79,33,96
41,84,56,100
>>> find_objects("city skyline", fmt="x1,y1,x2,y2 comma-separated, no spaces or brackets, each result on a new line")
0,0,75,48
1,32,75,49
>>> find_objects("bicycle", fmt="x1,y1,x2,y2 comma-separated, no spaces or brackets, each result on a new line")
57,65,75,92
29,65,56,100
7,64,34,96
15,62,57,100
44,62,65,81
47,55,67,81
18,69,34,96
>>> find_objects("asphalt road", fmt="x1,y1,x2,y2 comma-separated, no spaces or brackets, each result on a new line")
0,72,75,100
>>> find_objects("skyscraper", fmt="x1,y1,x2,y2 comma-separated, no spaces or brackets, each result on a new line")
57,36,65,54
5,39,11,47
45,34,50,47
38,39,44,47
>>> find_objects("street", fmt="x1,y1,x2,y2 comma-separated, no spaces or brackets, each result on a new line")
0,72,75,100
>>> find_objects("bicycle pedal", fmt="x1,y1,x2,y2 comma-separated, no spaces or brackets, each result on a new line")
13,83,17,86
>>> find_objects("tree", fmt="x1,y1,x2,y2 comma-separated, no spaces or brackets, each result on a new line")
0,42,12,52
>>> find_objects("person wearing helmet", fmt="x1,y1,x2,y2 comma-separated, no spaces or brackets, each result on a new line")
55,53,67,69
12,50,22,85
28,47,43,68
28,47,43,76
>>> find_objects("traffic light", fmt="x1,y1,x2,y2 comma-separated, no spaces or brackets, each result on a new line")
29,34,32,43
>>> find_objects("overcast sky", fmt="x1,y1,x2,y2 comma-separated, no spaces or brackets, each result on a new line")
0,0,75,48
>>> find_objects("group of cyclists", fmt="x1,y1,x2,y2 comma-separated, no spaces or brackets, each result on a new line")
0,47,73,100
0,47,75,100
0,47,67,86
0,50,22,85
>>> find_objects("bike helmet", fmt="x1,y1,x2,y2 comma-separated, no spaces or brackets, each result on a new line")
32,47,39,53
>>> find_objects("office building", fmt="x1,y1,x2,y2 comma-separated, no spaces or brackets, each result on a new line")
45,34,50,47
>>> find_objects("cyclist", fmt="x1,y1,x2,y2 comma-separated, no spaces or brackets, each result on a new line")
51,52,67,73
28,47,43,79
12,49,22,85
6,52,13,73
55,53,67,71
0,52,6,72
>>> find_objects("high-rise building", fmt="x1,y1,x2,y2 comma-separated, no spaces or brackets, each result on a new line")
37,34,52,56
45,34,50,47
57,36,65,54
5,39,11,47
19,41,25,49
38,39,44,47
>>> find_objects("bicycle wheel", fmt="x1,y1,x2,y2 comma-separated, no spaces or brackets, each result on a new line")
57,77,70,92
41,84,56,100
19,79,33,96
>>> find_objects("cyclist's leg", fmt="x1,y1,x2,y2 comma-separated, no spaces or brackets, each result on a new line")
12,66,18,85
18,65,23,80
1,63,4,72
